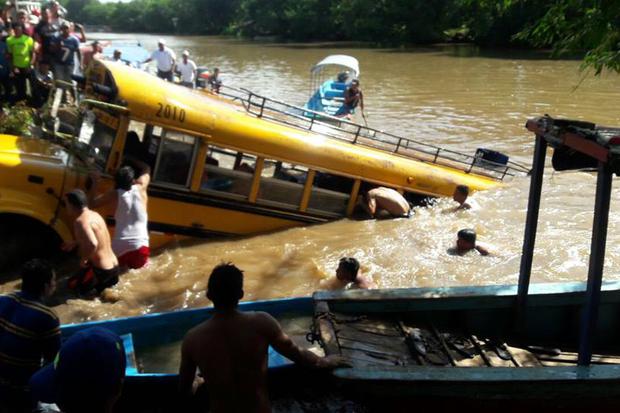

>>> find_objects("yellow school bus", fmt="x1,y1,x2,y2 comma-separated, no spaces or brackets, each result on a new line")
0,60,525,269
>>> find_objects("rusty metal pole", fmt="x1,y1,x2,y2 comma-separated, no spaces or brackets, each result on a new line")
578,161,613,365
516,134,547,331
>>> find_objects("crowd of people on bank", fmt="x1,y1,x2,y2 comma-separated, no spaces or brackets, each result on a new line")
0,0,88,110
0,3,222,114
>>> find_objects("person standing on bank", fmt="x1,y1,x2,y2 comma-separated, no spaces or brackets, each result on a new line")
90,165,151,270
143,39,175,81
6,22,34,104
176,49,197,88
0,259,60,413
51,21,81,83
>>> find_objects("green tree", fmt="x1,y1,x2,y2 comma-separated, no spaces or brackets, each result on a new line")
517,0,620,74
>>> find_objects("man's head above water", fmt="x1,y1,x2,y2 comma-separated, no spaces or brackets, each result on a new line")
456,228,477,252
207,263,244,310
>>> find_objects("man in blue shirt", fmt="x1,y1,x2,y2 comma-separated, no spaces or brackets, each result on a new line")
51,21,81,85
0,259,60,412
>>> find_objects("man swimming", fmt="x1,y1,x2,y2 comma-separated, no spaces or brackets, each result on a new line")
321,257,376,290
361,187,410,218
450,228,490,256
63,189,120,294
179,263,346,413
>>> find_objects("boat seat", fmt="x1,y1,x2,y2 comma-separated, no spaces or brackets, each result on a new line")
330,82,347,91
323,89,345,99
120,333,140,375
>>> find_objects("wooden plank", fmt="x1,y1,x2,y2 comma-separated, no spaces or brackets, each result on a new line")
431,325,456,367
507,346,542,367
339,349,407,367
346,324,402,337
538,352,620,366
314,301,340,356
338,338,410,359
337,330,408,352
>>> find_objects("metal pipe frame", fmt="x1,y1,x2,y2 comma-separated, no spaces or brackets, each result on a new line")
516,134,548,319
578,161,613,366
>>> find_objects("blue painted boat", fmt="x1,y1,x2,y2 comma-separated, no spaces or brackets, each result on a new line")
304,55,360,119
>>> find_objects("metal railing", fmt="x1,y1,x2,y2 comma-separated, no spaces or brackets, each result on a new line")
217,85,530,181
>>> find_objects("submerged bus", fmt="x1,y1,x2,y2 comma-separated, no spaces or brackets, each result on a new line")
0,60,527,269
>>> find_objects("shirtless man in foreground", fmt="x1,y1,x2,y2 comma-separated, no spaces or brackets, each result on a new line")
179,263,346,413
321,257,376,290
64,189,120,294
362,187,410,218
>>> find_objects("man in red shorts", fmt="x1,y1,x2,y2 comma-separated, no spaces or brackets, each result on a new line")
90,164,150,270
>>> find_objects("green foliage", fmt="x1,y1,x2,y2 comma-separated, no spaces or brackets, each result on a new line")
0,105,33,136
516,0,620,74
56,0,620,73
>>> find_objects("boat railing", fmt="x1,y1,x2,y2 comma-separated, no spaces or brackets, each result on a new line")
218,85,530,181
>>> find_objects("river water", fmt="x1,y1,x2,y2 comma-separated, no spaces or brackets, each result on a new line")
9,35,620,323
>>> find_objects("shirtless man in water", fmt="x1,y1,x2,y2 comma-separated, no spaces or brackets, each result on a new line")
321,257,376,290
63,189,120,294
361,187,410,218
179,263,346,413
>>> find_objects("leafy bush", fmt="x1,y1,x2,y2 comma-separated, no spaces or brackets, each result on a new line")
0,105,33,136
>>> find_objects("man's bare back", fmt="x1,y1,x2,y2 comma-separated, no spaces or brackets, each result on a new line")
366,187,410,217
74,209,117,270
180,310,339,413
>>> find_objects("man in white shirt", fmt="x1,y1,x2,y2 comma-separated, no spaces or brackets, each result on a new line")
143,39,176,81
176,50,197,88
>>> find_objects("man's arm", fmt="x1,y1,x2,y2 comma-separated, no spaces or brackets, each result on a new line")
178,335,197,397
262,313,343,368
359,91,364,110
366,196,376,216
75,39,82,69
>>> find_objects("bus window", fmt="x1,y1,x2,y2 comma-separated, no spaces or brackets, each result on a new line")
200,146,256,198
153,131,197,187
307,173,353,215
256,160,306,208
78,109,120,171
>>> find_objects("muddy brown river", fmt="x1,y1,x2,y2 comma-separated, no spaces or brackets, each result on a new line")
4,35,620,324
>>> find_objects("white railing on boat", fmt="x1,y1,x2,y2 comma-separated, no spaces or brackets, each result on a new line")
218,85,530,181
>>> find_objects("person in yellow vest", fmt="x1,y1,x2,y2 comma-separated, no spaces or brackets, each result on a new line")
6,22,34,103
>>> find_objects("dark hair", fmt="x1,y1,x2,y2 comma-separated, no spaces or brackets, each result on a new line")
21,259,54,296
12,22,24,31
338,257,360,281
115,166,135,191
457,228,476,244
455,185,469,196
65,189,88,210
207,263,243,309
